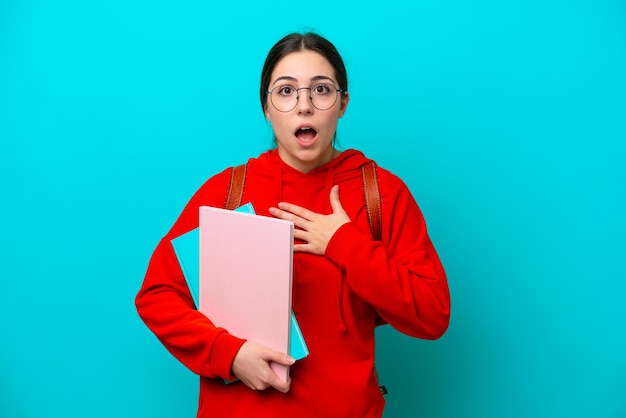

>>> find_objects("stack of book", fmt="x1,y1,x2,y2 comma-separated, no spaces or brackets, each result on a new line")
171,203,309,382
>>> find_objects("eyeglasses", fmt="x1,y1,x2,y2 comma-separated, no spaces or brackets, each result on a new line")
266,83,343,112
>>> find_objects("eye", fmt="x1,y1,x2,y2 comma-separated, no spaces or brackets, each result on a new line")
276,85,296,96
312,84,332,95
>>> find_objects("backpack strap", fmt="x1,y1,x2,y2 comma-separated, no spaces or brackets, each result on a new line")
225,164,247,210
361,161,386,393
362,162,382,241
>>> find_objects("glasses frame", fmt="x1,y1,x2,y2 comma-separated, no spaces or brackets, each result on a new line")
265,83,344,113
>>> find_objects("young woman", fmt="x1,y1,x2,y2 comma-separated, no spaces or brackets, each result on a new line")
136,32,450,417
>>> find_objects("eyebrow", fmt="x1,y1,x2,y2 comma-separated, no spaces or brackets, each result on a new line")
271,75,337,86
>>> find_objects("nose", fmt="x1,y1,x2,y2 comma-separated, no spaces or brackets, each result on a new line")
295,87,313,114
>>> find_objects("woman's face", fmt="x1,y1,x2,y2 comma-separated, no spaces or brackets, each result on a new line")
264,50,349,173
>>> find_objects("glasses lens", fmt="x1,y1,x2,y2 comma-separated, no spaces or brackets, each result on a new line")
310,83,339,110
270,85,298,112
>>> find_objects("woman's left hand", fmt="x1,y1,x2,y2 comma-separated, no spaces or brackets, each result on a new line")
269,185,350,255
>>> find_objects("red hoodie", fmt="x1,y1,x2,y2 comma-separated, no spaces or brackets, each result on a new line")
136,149,450,417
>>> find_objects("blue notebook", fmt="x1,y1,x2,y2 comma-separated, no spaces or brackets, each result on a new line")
172,203,309,361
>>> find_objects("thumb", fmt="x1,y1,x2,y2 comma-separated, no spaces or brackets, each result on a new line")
329,185,344,213
266,349,296,367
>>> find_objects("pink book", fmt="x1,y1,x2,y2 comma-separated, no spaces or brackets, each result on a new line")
199,206,294,382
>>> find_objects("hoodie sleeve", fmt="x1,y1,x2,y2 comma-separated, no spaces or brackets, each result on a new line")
135,170,246,380
324,169,450,340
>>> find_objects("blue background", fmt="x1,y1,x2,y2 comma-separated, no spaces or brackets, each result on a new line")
2,1,624,417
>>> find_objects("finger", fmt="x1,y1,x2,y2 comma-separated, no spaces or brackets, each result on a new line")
292,229,310,241
276,202,316,221
270,207,312,231
263,352,294,393
268,206,299,221
275,376,291,393
329,185,344,214
271,374,292,393
292,243,310,253
264,348,295,366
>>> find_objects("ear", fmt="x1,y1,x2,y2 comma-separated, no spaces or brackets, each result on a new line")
338,91,350,118
264,103,271,122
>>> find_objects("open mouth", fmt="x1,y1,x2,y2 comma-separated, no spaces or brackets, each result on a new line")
295,127,317,144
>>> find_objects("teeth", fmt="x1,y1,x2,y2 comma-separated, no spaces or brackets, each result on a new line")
301,127,311,130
